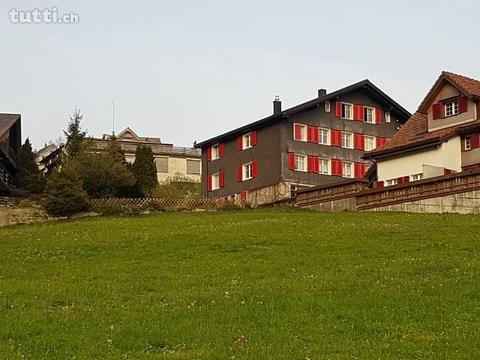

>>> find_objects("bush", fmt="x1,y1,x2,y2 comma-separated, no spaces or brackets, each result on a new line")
43,170,90,216
153,174,201,198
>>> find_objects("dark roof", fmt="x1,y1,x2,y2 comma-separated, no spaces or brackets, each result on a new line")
0,113,20,138
196,80,411,148
365,72,480,160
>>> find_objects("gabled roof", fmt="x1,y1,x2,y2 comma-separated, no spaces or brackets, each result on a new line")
103,127,162,144
0,113,21,138
196,79,411,147
365,72,480,160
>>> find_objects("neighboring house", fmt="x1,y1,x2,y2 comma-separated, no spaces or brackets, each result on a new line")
36,143,64,174
93,127,201,182
0,114,21,193
195,81,410,205
365,71,480,187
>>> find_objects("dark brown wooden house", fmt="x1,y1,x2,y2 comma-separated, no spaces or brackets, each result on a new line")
195,81,410,205
0,114,22,193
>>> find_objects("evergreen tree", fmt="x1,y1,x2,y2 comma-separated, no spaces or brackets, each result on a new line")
43,169,89,216
131,145,158,197
15,138,46,194
64,108,87,159
106,135,127,164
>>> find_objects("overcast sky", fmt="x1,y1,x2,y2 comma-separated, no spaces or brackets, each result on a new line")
1,0,479,149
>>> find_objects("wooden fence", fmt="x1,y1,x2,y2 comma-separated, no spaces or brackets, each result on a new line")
295,180,368,208
89,197,228,211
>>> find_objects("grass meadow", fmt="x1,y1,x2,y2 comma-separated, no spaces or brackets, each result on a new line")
0,209,479,359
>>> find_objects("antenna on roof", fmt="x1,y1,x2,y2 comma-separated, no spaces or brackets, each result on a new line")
112,101,115,137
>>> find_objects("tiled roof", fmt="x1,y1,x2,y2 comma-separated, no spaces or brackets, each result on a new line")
0,114,20,138
366,72,480,158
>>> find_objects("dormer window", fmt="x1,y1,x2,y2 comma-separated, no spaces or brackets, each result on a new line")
445,100,459,117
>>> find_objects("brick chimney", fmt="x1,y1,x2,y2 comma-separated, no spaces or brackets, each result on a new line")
273,95,282,114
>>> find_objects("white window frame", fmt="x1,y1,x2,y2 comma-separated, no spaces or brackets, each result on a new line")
318,128,330,145
324,100,331,112
410,173,423,182
295,154,307,172
364,106,375,124
341,103,353,120
319,158,330,175
341,132,353,149
242,162,253,181
445,101,459,117
211,173,221,190
465,135,472,151
293,123,307,142
385,178,398,187
385,111,391,123
342,161,353,178
242,133,253,150
211,144,220,160
364,135,376,151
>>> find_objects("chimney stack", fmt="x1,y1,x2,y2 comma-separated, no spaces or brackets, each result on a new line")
273,95,282,114
318,89,327,97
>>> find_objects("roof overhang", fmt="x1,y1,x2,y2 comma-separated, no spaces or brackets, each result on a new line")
363,137,445,160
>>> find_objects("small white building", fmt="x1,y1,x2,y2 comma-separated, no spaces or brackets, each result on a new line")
94,127,201,183
365,71,480,187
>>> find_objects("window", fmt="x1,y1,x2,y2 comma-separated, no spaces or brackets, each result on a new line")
211,173,220,190
155,157,169,173
319,158,330,175
445,100,459,117
211,144,220,160
243,162,253,180
295,154,307,172
243,133,252,149
186,159,201,175
318,128,330,145
342,103,353,120
410,173,423,182
324,100,331,112
341,132,353,149
385,112,391,123
342,162,353,178
364,107,375,124
465,135,472,151
364,136,376,151
385,178,398,186
294,124,307,141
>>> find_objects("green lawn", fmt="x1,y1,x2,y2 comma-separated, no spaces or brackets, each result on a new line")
1,209,480,359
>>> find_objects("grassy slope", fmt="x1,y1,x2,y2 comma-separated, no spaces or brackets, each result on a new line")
0,209,479,359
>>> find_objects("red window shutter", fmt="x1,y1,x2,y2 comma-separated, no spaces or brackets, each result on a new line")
354,163,364,178
376,137,386,148
294,124,302,141
307,126,313,142
358,106,365,121
207,175,212,191
307,156,314,173
237,165,243,182
237,136,243,151
207,147,212,161
218,143,224,157
432,103,442,120
313,156,319,173
375,108,383,124
354,134,365,150
403,176,410,184
307,126,318,143
252,160,258,177
335,102,342,117
251,131,257,146
353,105,364,121
376,181,384,189
331,159,342,176
219,171,225,188
288,152,296,170
331,130,341,147
459,96,468,113
471,133,480,149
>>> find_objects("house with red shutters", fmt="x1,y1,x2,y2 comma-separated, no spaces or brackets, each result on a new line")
365,71,480,188
195,80,410,205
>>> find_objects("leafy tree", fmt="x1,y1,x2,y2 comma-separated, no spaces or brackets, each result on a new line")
131,145,158,197
64,108,87,159
43,168,89,216
15,138,46,194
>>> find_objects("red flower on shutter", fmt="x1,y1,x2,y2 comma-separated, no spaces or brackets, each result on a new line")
459,97,468,113
294,124,303,141
252,161,258,177
432,103,442,120
251,131,257,146
375,108,383,124
207,175,212,191
237,165,243,182
219,171,225,188
237,136,243,151
335,102,342,118
218,143,224,157
288,152,296,170
207,147,212,161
